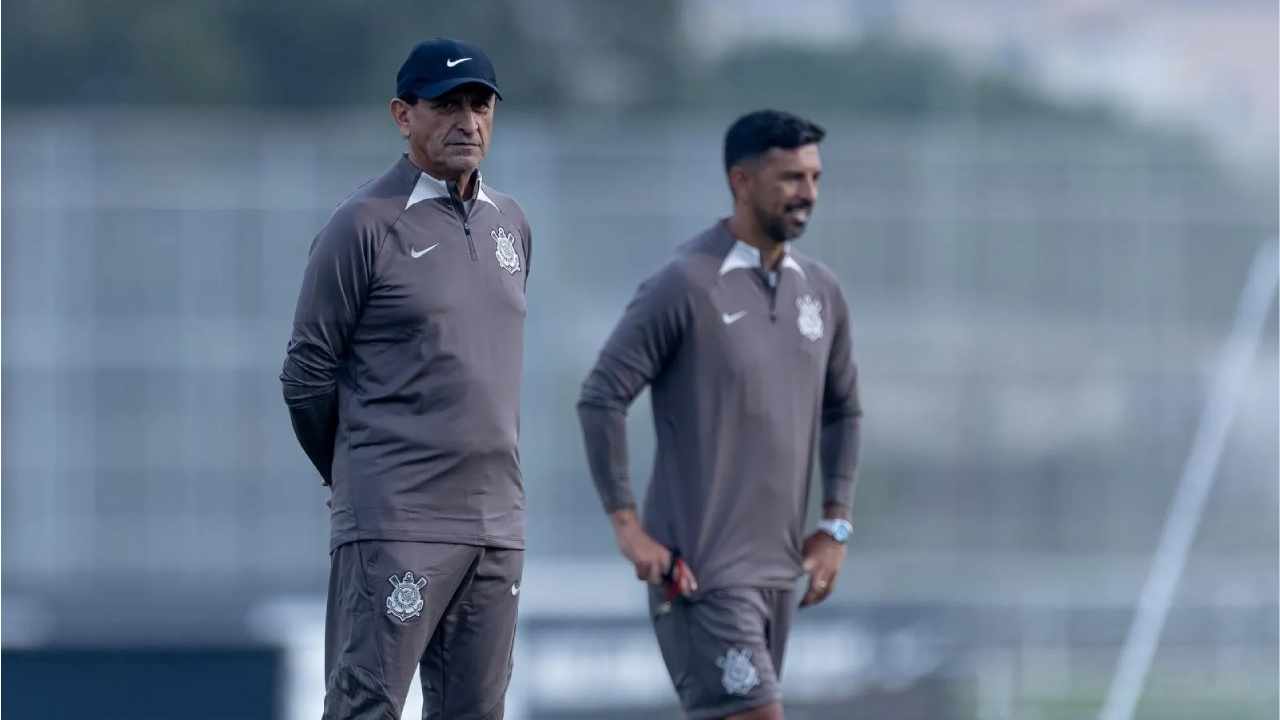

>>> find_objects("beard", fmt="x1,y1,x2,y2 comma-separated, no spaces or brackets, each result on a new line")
753,198,813,244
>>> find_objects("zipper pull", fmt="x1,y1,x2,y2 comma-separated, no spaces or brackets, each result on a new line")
462,221,478,261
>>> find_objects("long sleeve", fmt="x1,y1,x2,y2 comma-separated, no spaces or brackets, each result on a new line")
577,265,691,513
819,285,862,513
280,206,378,484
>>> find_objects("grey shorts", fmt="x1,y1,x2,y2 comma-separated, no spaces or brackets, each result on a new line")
649,586,796,719
323,540,523,720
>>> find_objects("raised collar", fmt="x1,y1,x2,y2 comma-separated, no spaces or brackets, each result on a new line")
717,224,806,279
403,159,499,212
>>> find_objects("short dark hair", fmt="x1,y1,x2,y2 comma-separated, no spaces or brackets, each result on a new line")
723,110,826,172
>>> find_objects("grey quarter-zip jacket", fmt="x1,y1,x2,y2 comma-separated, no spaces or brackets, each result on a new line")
282,156,531,551
578,220,861,591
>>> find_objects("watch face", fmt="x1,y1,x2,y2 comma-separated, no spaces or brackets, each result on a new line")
822,520,851,543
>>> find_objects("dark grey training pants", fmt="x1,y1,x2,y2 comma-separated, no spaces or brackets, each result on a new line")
323,541,523,720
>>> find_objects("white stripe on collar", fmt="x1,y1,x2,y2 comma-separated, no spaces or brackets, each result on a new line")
405,172,448,209
718,240,806,279
475,184,498,210
405,171,500,212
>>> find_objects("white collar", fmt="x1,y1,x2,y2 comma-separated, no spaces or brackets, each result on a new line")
718,240,806,279
405,171,500,211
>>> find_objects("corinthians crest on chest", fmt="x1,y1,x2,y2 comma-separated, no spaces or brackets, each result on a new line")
796,294,824,342
491,226,522,275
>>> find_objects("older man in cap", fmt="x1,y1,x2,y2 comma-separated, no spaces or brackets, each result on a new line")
281,37,532,719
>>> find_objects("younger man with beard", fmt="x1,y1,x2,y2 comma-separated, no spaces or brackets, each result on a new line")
577,110,863,719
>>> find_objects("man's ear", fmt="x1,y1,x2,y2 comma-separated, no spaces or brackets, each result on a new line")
727,162,753,201
389,98,412,139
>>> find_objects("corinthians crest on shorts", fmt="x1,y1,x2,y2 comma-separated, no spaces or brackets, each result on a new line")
386,571,428,623
796,294,824,342
492,226,521,275
716,647,761,696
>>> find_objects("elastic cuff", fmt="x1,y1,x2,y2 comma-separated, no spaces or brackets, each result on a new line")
603,500,638,515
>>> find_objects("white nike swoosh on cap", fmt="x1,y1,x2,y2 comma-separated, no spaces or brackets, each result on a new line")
722,311,748,325
446,57,472,68
411,243,440,258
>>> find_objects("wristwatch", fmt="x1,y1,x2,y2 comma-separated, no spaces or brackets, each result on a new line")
817,518,853,544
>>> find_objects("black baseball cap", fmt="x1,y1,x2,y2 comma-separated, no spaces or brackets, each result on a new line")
396,38,502,101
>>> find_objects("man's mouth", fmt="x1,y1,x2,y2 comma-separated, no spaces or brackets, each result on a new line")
786,205,811,222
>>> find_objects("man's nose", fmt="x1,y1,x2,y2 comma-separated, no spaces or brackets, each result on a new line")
797,176,818,203
456,106,480,134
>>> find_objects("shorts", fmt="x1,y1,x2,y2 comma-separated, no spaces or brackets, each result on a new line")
649,585,796,719
323,540,523,720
